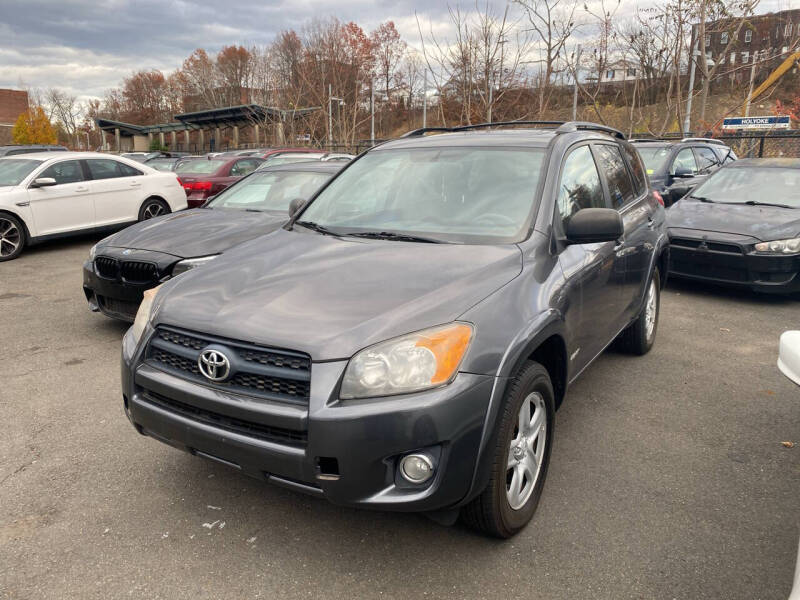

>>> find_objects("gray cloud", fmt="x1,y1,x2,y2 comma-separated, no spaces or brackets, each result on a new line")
0,0,788,102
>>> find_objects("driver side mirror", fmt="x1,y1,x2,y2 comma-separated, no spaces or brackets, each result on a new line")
672,166,694,178
30,177,57,188
565,208,623,245
288,197,306,217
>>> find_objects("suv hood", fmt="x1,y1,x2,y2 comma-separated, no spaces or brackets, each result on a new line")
102,208,287,257
667,199,800,241
156,228,523,360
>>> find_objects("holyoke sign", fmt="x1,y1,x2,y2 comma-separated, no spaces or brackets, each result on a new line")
722,116,792,131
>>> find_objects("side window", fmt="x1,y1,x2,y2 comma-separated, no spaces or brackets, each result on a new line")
695,147,719,171
39,160,84,185
594,144,636,208
557,145,607,228
231,160,258,176
620,143,648,196
118,162,143,177
86,159,131,180
671,148,698,175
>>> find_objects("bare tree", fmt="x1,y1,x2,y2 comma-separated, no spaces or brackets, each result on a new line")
44,88,81,147
515,0,580,115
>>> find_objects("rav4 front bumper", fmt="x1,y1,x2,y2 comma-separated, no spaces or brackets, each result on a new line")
121,327,495,512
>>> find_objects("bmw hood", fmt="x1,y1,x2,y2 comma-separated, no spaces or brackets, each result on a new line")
155,228,523,360
101,208,287,257
667,199,800,241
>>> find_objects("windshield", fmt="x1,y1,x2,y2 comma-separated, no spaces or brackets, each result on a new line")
207,170,332,211
264,155,323,166
691,167,800,207
299,147,546,243
176,159,226,174
0,159,43,186
635,146,672,175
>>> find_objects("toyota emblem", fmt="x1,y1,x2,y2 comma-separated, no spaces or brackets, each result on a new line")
198,349,231,382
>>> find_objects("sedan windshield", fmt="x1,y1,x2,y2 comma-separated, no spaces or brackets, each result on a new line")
635,145,672,174
0,159,43,186
299,147,546,243
176,159,226,174
207,170,332,211
690,166,800,207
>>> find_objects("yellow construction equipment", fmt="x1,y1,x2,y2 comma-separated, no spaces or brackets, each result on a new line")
746,50,800,105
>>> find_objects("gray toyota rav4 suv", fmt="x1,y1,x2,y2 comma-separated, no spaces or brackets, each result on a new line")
121,121,668,537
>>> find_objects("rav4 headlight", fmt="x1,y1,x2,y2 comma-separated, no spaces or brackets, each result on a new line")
171,254,219,276
753,237,800,254
340,322,473,399
131,284,162,345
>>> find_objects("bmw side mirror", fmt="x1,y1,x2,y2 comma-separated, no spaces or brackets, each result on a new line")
565,208,624,245
31,177,57,188
289,197,306,217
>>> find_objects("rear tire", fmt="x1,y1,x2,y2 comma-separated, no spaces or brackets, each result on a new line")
138,198,170,221
0,213,26,261
462,361,555,538
617,268,660,355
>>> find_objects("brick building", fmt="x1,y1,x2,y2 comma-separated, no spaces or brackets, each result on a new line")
694,8,800,85
0,88,29,144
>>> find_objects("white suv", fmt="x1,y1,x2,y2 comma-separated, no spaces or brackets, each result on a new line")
0,152,187,261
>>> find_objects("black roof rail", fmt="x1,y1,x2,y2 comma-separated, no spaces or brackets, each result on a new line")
555,121,626,140
400,120,625,139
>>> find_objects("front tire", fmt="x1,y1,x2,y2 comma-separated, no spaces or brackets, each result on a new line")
462,361,555,538
138,198,170,221
0,213,26,261
617,268,660,355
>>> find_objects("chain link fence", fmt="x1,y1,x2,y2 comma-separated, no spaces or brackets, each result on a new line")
713,132,800,158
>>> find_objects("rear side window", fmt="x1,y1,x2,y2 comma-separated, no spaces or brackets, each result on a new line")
694,147,719,171
86,159,142,180
39,160,84,185
594,144,636,208
621,144,648,196
557,145,606,227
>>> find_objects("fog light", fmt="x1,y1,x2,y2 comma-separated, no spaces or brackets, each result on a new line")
399,453,434,484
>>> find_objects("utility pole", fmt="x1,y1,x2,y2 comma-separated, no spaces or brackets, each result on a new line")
422,70,428,128
744,57,757,117
684,39,699,134
327,83,332,149
370,78,375,145
572,44,582,121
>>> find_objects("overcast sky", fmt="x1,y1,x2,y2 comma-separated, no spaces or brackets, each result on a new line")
0,0,792,103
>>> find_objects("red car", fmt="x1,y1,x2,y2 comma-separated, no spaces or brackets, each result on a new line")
175,157,264,207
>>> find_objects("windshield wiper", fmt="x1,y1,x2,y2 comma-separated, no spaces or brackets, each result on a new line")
743,200,794,209
690,195,714,203
346,231,444,244
244,208,266,213
294,220,340,236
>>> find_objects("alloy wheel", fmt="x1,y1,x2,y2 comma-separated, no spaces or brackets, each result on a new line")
506,391,548,510
644,278,657,341
0,218,21,257
142,203,166,220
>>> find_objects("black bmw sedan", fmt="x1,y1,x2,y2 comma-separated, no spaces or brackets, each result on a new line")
83,162,341,321
667,158,800,294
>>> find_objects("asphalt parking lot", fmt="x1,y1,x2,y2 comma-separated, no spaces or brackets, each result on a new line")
1,235,798,600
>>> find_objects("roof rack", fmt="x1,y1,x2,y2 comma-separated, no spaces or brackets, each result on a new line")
681,137,726,146
401,120,625,140
629,138,667,143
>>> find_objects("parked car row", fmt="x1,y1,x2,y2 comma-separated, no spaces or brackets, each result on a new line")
2,124,796,543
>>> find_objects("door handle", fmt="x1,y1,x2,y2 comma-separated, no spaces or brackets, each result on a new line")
129,181,141,187
75,186,89,192
647,216,656,229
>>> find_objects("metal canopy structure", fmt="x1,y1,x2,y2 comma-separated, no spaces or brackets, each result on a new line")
174,104,320,129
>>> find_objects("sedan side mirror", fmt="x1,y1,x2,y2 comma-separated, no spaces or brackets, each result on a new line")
31,177,57,188
565,208,624,245
288,197,306,217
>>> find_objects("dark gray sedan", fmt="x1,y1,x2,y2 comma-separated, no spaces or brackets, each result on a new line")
83,162,341,321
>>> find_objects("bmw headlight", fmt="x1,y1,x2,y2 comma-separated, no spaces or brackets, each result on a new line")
753,238,800,254
340,322,473,399
171,254,219,276
131,284,162,345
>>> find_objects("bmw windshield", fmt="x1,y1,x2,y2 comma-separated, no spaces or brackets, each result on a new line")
0,159,43,186
208,170,332,211
298,147,546,244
